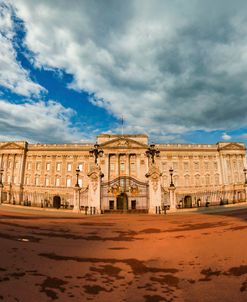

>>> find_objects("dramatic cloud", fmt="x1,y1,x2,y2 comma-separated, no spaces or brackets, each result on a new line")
7,0,247,137
0,99,90,143
0,3,44,96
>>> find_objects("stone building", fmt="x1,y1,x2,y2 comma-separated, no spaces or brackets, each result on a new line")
0,134,246,213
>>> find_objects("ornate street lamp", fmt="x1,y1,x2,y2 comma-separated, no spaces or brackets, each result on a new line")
146,143,160,164
169,168,175,187
89,143,104,164
243,168,247,184
75,167,80,187
0,168,3,187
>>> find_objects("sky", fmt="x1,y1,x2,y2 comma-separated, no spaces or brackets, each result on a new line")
0,0,247,145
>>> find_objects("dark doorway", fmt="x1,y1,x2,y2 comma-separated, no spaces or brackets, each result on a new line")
184,195,192,208
109,200,114,210
116,193,128,210
53,195,61,209
131,200,136,210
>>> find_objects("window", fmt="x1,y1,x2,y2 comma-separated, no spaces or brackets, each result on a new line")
55,177,60,187
46,163,50,171
204,162,209,171
173,162,178,171
163,175,168,186
110,163,115,171
215,174,220,185
184,175,190,187
78,163,83,171
194,162,199,171
162,162,167,171
214,162,218,170
35,176,39,186
67,163,72,172
195,175,200,186
25,176,30,185
27,162,31,170
66,178,71,187
183,162,189,172
205,174,210,185
45,177,49,186
56,163,61,171
120,162,125,171
15,162,19,169
174,175,179,186
36,162,41,171
130,162,136,172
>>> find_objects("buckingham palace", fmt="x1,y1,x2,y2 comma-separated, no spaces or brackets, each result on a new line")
0,134,246,214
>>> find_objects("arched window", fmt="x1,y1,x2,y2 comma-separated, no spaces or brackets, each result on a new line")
205,174,210,186
184,175,190,187
215,174,220,185
195,174,200,186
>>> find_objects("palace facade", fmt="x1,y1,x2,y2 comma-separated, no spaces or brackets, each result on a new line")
0,134,246,213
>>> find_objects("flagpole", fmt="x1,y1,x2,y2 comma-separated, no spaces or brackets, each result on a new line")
121,115,124,136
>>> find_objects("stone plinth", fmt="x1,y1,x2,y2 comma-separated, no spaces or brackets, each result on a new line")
146,164,162,214
73,186,81,212
168,185,176,210
87,164,104,214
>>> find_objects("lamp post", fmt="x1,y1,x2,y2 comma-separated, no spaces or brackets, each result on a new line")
0,168,3,187
89,143,104,164
75,167,80,187
146,144,160,164
169,168,175,187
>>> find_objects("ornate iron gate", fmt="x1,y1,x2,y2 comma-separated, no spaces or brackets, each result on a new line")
101,176,149,211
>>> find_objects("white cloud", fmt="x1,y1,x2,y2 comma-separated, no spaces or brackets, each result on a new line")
8,0,247,138
0,3,44,96
222,133,232,140
0,99,92,143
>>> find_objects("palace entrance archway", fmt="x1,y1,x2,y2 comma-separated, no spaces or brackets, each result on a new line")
116,192,128,210
101,176,149,213
53,195,61,209
184,195,192,208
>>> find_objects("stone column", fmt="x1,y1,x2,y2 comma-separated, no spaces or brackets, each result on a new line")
73,186,81,212
87,164,104,214
146,163,162,214
168,185,176,210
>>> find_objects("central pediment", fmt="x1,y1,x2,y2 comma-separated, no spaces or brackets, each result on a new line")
218,142,246,151
0,141,27,150
99,137,148,149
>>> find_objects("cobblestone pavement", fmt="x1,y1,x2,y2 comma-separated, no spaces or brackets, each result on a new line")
0,205,247,302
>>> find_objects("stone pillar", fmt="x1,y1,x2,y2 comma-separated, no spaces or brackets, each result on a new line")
168,185,176,210
146,164,162,214
87,164,104,214
73,186,81,212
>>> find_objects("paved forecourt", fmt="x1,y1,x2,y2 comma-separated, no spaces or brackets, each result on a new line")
0,204,247,302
